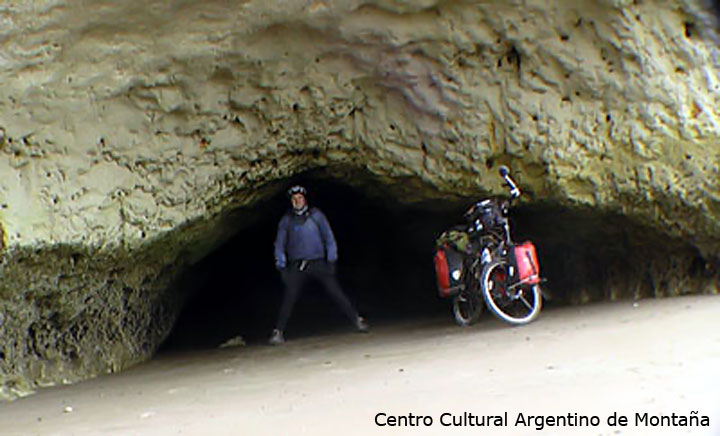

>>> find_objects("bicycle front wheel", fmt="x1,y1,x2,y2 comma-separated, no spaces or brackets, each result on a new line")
480,259,542,325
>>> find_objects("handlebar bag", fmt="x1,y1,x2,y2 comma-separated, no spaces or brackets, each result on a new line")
466,199,504,232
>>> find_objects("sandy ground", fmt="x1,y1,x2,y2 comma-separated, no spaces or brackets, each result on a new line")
1,295,719,436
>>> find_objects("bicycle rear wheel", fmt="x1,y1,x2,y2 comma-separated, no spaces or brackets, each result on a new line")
452,289,482,326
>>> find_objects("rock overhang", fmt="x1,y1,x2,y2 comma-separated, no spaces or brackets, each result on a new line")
0,0,718,399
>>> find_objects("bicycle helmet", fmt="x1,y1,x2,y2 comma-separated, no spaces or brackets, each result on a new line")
287,185,307,197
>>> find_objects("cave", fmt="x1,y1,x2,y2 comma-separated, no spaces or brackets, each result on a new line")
159,175,458,350
158,171,715,351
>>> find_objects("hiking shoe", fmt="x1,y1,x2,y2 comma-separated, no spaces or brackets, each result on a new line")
355,317,369,333
268,329,285,345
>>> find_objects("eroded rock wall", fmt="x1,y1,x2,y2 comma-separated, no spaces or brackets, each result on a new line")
0,0,718,398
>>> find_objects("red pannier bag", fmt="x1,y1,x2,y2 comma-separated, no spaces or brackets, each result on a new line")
511,241,541,285
434,245,464,298
434,248,450,295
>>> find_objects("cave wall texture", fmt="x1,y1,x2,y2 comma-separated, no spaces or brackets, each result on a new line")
0,0,718,398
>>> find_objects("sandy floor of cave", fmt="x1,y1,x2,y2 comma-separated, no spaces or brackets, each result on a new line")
1,295,719,436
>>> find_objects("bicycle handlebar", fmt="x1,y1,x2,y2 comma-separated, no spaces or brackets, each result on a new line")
498,166,521,198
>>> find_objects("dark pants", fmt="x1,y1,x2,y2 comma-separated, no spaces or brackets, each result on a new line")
275,260,358,332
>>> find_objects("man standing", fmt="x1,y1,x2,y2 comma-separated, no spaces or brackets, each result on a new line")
270,185,368,345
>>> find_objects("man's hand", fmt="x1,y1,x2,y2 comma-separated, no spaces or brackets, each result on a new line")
327,261,337,275
275,260,286,271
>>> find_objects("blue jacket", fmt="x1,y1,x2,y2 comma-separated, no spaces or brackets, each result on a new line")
274,207,338,268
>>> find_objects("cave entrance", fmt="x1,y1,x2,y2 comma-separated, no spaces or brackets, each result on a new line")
158,173,712,352
159,177,460,351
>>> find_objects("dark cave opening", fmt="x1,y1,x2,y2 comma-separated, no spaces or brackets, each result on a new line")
159,178,462,351
158,175,712,352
